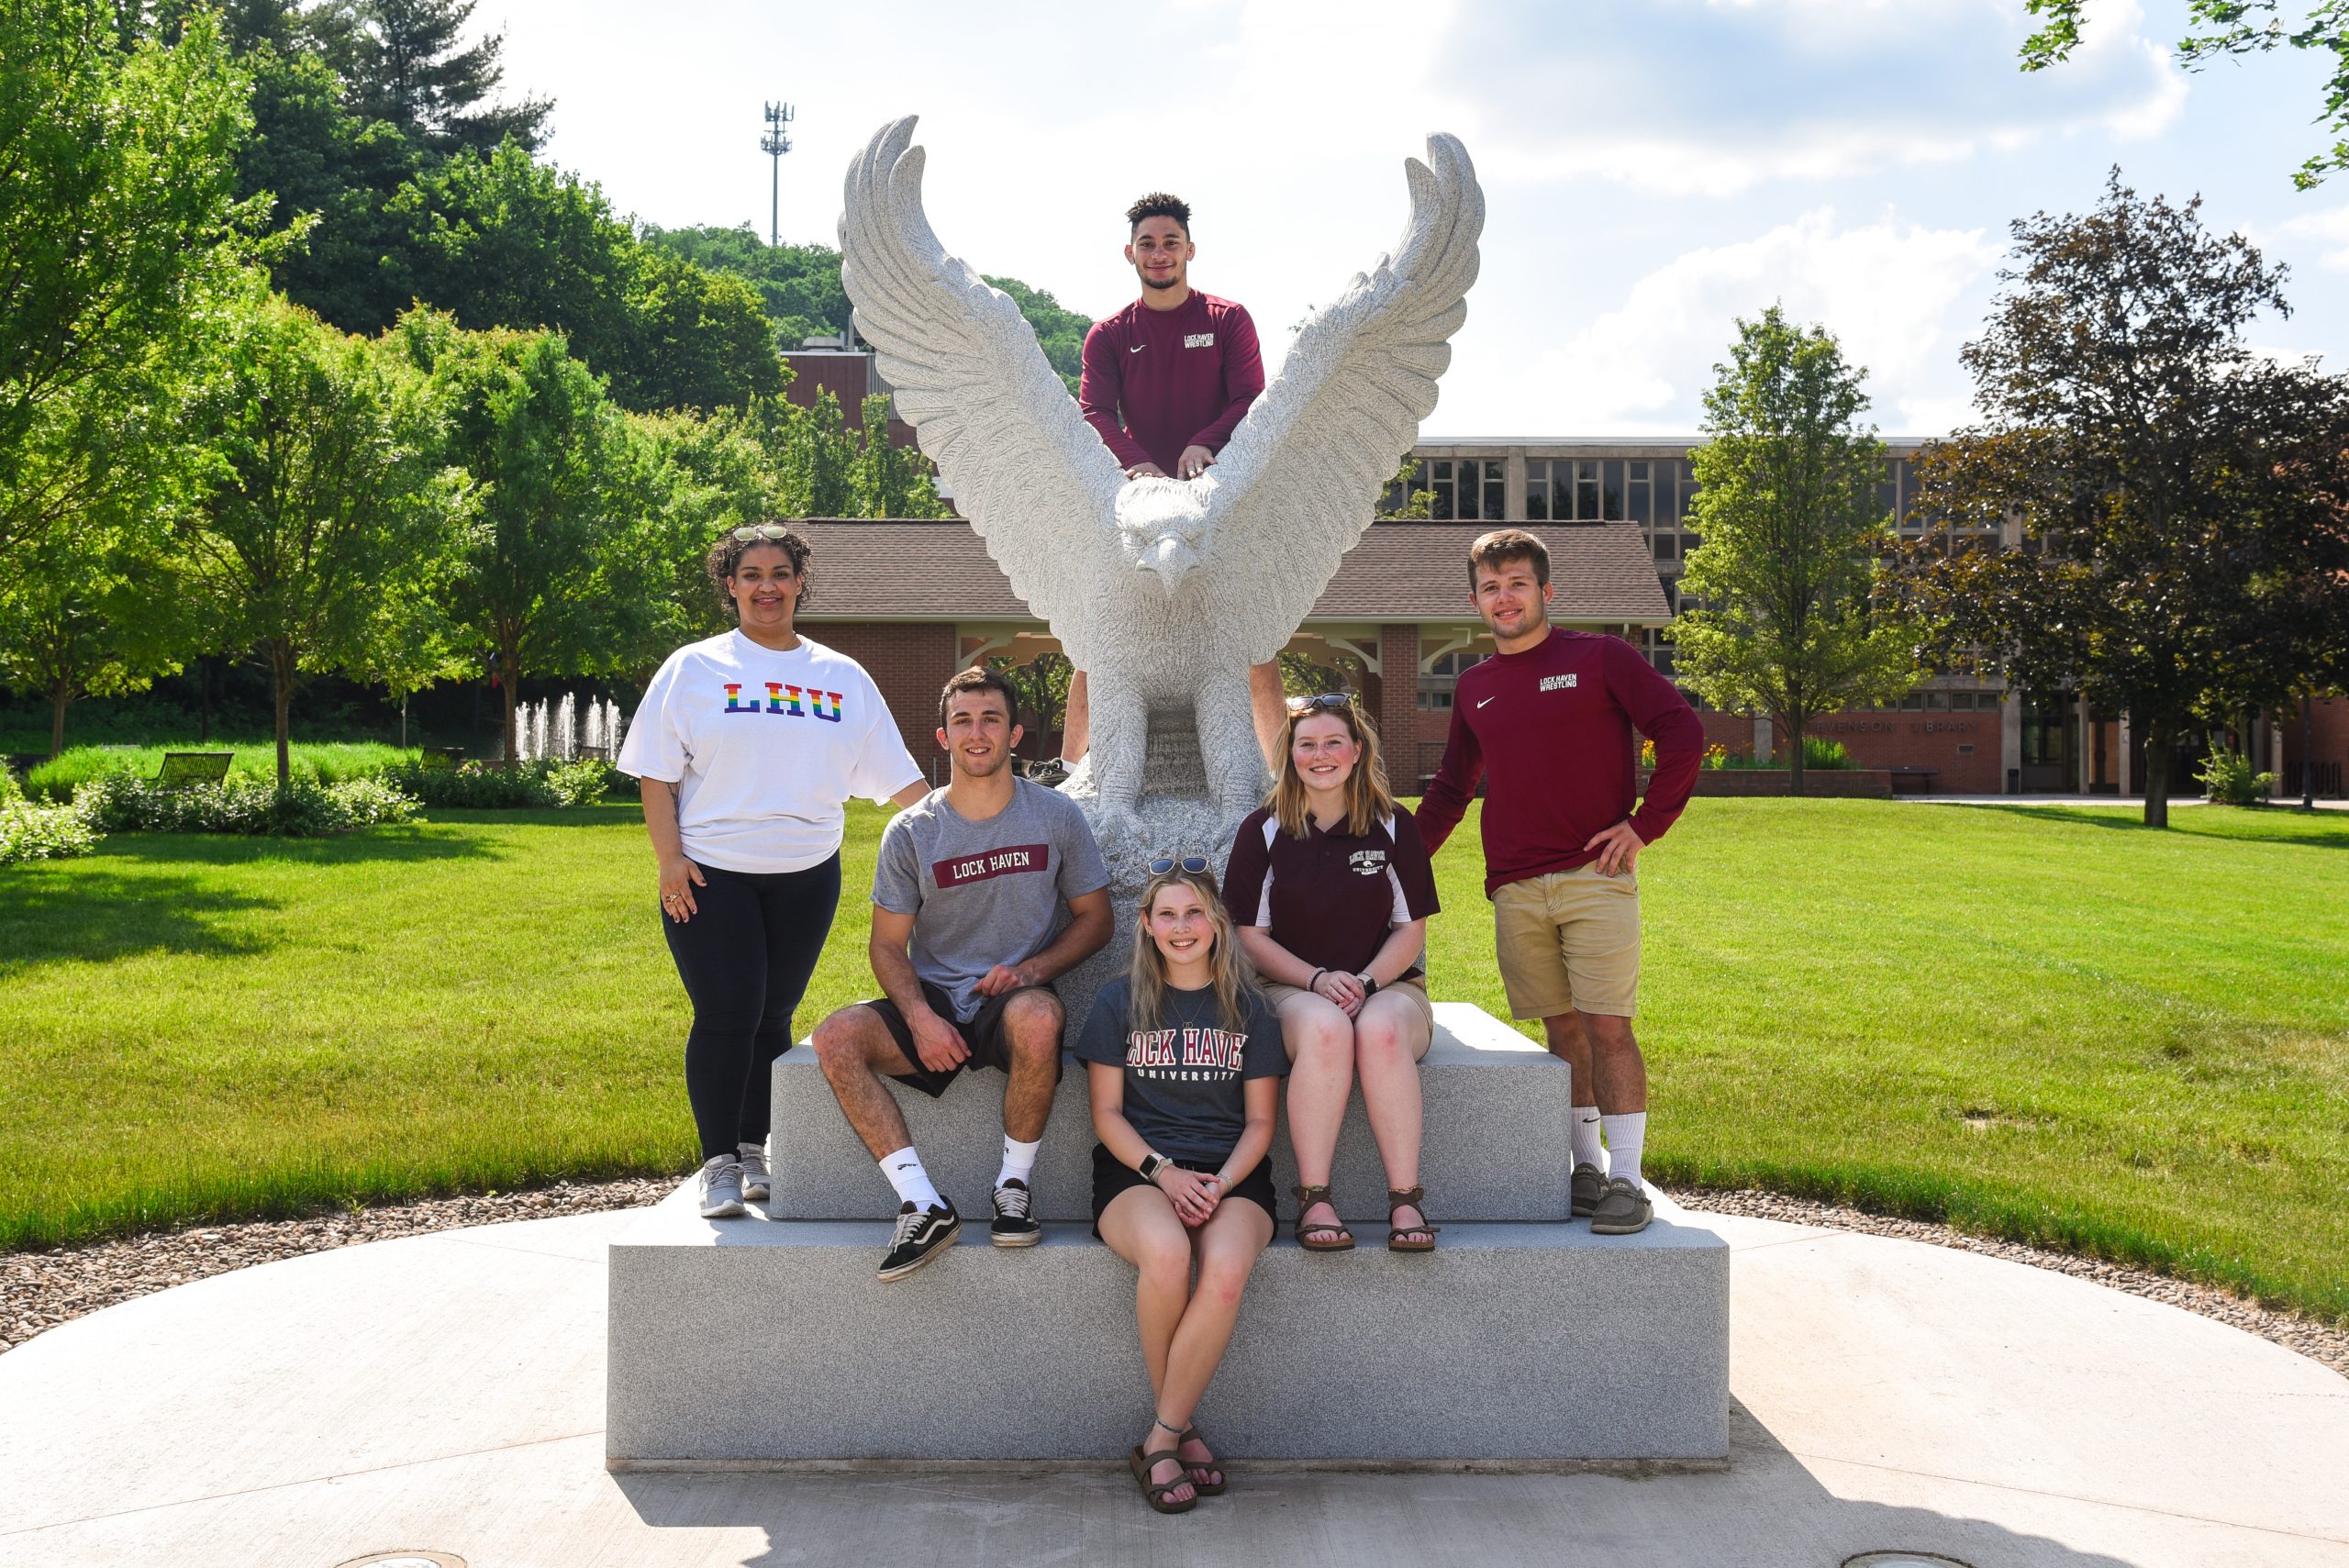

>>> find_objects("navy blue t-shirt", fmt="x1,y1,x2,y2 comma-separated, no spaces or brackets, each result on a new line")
1074,977,1286,1163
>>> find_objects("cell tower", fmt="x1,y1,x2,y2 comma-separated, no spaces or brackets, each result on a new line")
761,101,795,247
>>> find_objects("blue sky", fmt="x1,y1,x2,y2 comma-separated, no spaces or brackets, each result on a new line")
481,0,2348,439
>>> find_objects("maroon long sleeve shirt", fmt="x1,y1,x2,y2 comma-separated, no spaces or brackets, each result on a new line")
1077,293,1264,473
1418,629,1706,897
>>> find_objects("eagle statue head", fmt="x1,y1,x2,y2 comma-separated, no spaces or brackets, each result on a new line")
1112,473,1216,596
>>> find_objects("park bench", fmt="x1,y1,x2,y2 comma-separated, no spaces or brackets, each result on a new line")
152,751,233,790
1887,765,1943,795
607,1002,1729,1468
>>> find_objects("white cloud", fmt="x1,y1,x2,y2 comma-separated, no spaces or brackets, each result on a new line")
1453,209,1998,434
1440,0,2187,196
2274,204,2349,272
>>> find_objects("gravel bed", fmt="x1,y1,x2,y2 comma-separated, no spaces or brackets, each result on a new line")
0,1175,674,1354
1675,1186,2349,1380
3,1175,2343,1383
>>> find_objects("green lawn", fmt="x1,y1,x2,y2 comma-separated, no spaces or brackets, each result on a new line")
2,798,2344,1324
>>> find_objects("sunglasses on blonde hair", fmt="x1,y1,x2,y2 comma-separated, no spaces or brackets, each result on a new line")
1285,692,1354,717
1148,854,1211,876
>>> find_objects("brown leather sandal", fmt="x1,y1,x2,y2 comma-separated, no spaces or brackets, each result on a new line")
1178,1425,1228,1496
1130,1439,1197,1514
1386,1184,1440,1252
1291,1184,1355,1251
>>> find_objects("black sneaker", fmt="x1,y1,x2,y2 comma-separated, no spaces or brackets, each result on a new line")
990,1178,1042,1247
877,1198,960,1282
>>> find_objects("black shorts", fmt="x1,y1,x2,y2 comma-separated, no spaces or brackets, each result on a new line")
1089,1142,1278,1239
859,981,1063,1098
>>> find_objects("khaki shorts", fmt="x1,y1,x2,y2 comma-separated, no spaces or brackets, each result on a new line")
1492,866,1640,1021
1261,977,1436,1061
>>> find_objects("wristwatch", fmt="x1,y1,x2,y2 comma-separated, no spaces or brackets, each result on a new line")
1359,975,1381,998
1139,1152,1172,1183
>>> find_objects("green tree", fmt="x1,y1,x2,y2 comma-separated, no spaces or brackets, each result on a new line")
1900,172,2349,827
1673,306,1920,795
780,390,856,517
640,225,852,352
629,406,783,656
2021,2,2349,190
0,519,184,756
179,298,461,782
385,144,783,410
396,309,646,759
849,395,950,518
1377,456,1436,520
986,651,1073,750
0,2,274,570
341,0,550,155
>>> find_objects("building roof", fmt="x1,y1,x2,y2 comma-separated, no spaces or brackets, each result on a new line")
790,520,1670,627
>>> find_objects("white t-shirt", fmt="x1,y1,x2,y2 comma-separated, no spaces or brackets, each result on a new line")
618,631,924,874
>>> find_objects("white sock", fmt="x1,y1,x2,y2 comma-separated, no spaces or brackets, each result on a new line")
878,1147,941,1210
1601,1112,1647,1187
997,1135,1042,1189
1569,1106,1604,1171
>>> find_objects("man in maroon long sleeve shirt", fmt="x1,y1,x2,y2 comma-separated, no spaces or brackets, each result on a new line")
1418,529,1704,1235
1062,193,1283,768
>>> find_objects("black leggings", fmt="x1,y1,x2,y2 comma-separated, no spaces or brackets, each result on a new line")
661,853,841,1161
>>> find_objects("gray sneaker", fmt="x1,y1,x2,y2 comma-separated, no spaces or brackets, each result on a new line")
736,1141,771,1204
1588,1175,1652,1235
1570,1162,1605,1218
696,1154,747,1219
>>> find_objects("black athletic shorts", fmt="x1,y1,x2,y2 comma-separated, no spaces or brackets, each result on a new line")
1089,1142,1278,1239
859,980,1063,1099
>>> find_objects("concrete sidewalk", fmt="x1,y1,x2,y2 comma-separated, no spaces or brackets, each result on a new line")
1,1205,2344,1568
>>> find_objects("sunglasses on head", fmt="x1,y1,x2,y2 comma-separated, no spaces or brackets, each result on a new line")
1286,692,1353,716
729,524,796,544
1148,855,1211,876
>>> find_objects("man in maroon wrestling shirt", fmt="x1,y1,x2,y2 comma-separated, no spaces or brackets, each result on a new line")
1416,529,1704,1235
1067,191,1284,770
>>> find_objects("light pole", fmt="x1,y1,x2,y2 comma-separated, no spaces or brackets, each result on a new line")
761,101,794,247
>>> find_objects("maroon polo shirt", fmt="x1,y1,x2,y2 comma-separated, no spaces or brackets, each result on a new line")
1418,628,1704,897
1078,292,1264,473
1223,805,1441,981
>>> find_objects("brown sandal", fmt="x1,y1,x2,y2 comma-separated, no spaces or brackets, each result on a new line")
1386,1184,1439,1252
1130,1441,1197,1514
1291,1184,1354,1251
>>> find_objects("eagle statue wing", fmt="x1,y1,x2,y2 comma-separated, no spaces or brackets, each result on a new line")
839,117,1128,666
1199,133,1485,665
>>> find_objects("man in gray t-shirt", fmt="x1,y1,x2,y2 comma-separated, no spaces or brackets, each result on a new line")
873,777,1109,1024
809,669,1114,1282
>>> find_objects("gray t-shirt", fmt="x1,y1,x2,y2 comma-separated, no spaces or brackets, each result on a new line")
872,778,1110,1022
1074,977,1286,1164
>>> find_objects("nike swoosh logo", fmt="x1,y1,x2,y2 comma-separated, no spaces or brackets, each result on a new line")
1476,696,1497,709
1129,344,1144,353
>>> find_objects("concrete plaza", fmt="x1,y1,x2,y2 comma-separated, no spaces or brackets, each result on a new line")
1,1197,2344,1567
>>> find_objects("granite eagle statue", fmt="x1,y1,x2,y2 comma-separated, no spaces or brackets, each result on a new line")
839,117,1483,845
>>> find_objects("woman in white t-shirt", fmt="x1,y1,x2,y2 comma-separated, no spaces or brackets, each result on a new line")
618,524,930,1218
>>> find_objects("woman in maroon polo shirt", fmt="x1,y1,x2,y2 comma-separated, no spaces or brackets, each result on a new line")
1223,695,1442,1251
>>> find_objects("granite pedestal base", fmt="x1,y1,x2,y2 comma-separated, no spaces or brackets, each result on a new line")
767,1003,1573,1226
606,1184,1729,1468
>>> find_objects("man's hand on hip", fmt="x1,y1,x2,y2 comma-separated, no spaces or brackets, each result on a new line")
1584,819,1645,877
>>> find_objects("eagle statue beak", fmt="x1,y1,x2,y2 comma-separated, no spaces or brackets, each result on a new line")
1140,536,1197,594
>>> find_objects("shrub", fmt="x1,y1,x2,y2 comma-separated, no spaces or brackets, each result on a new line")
24,741,418,803
2196,748,2277,806
0,797,100,864
74,773,420,836
1801,735,1854,771
382,757,618,809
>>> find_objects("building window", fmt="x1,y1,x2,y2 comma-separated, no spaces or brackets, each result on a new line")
1426,459,1506,522
1653,532,1677,562
1949,692,1976,711
1417,649,1484,709
1528,460,1629,523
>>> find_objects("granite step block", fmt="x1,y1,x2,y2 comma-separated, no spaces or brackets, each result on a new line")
765,1003,1574,1226
607,1181,1729,1467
